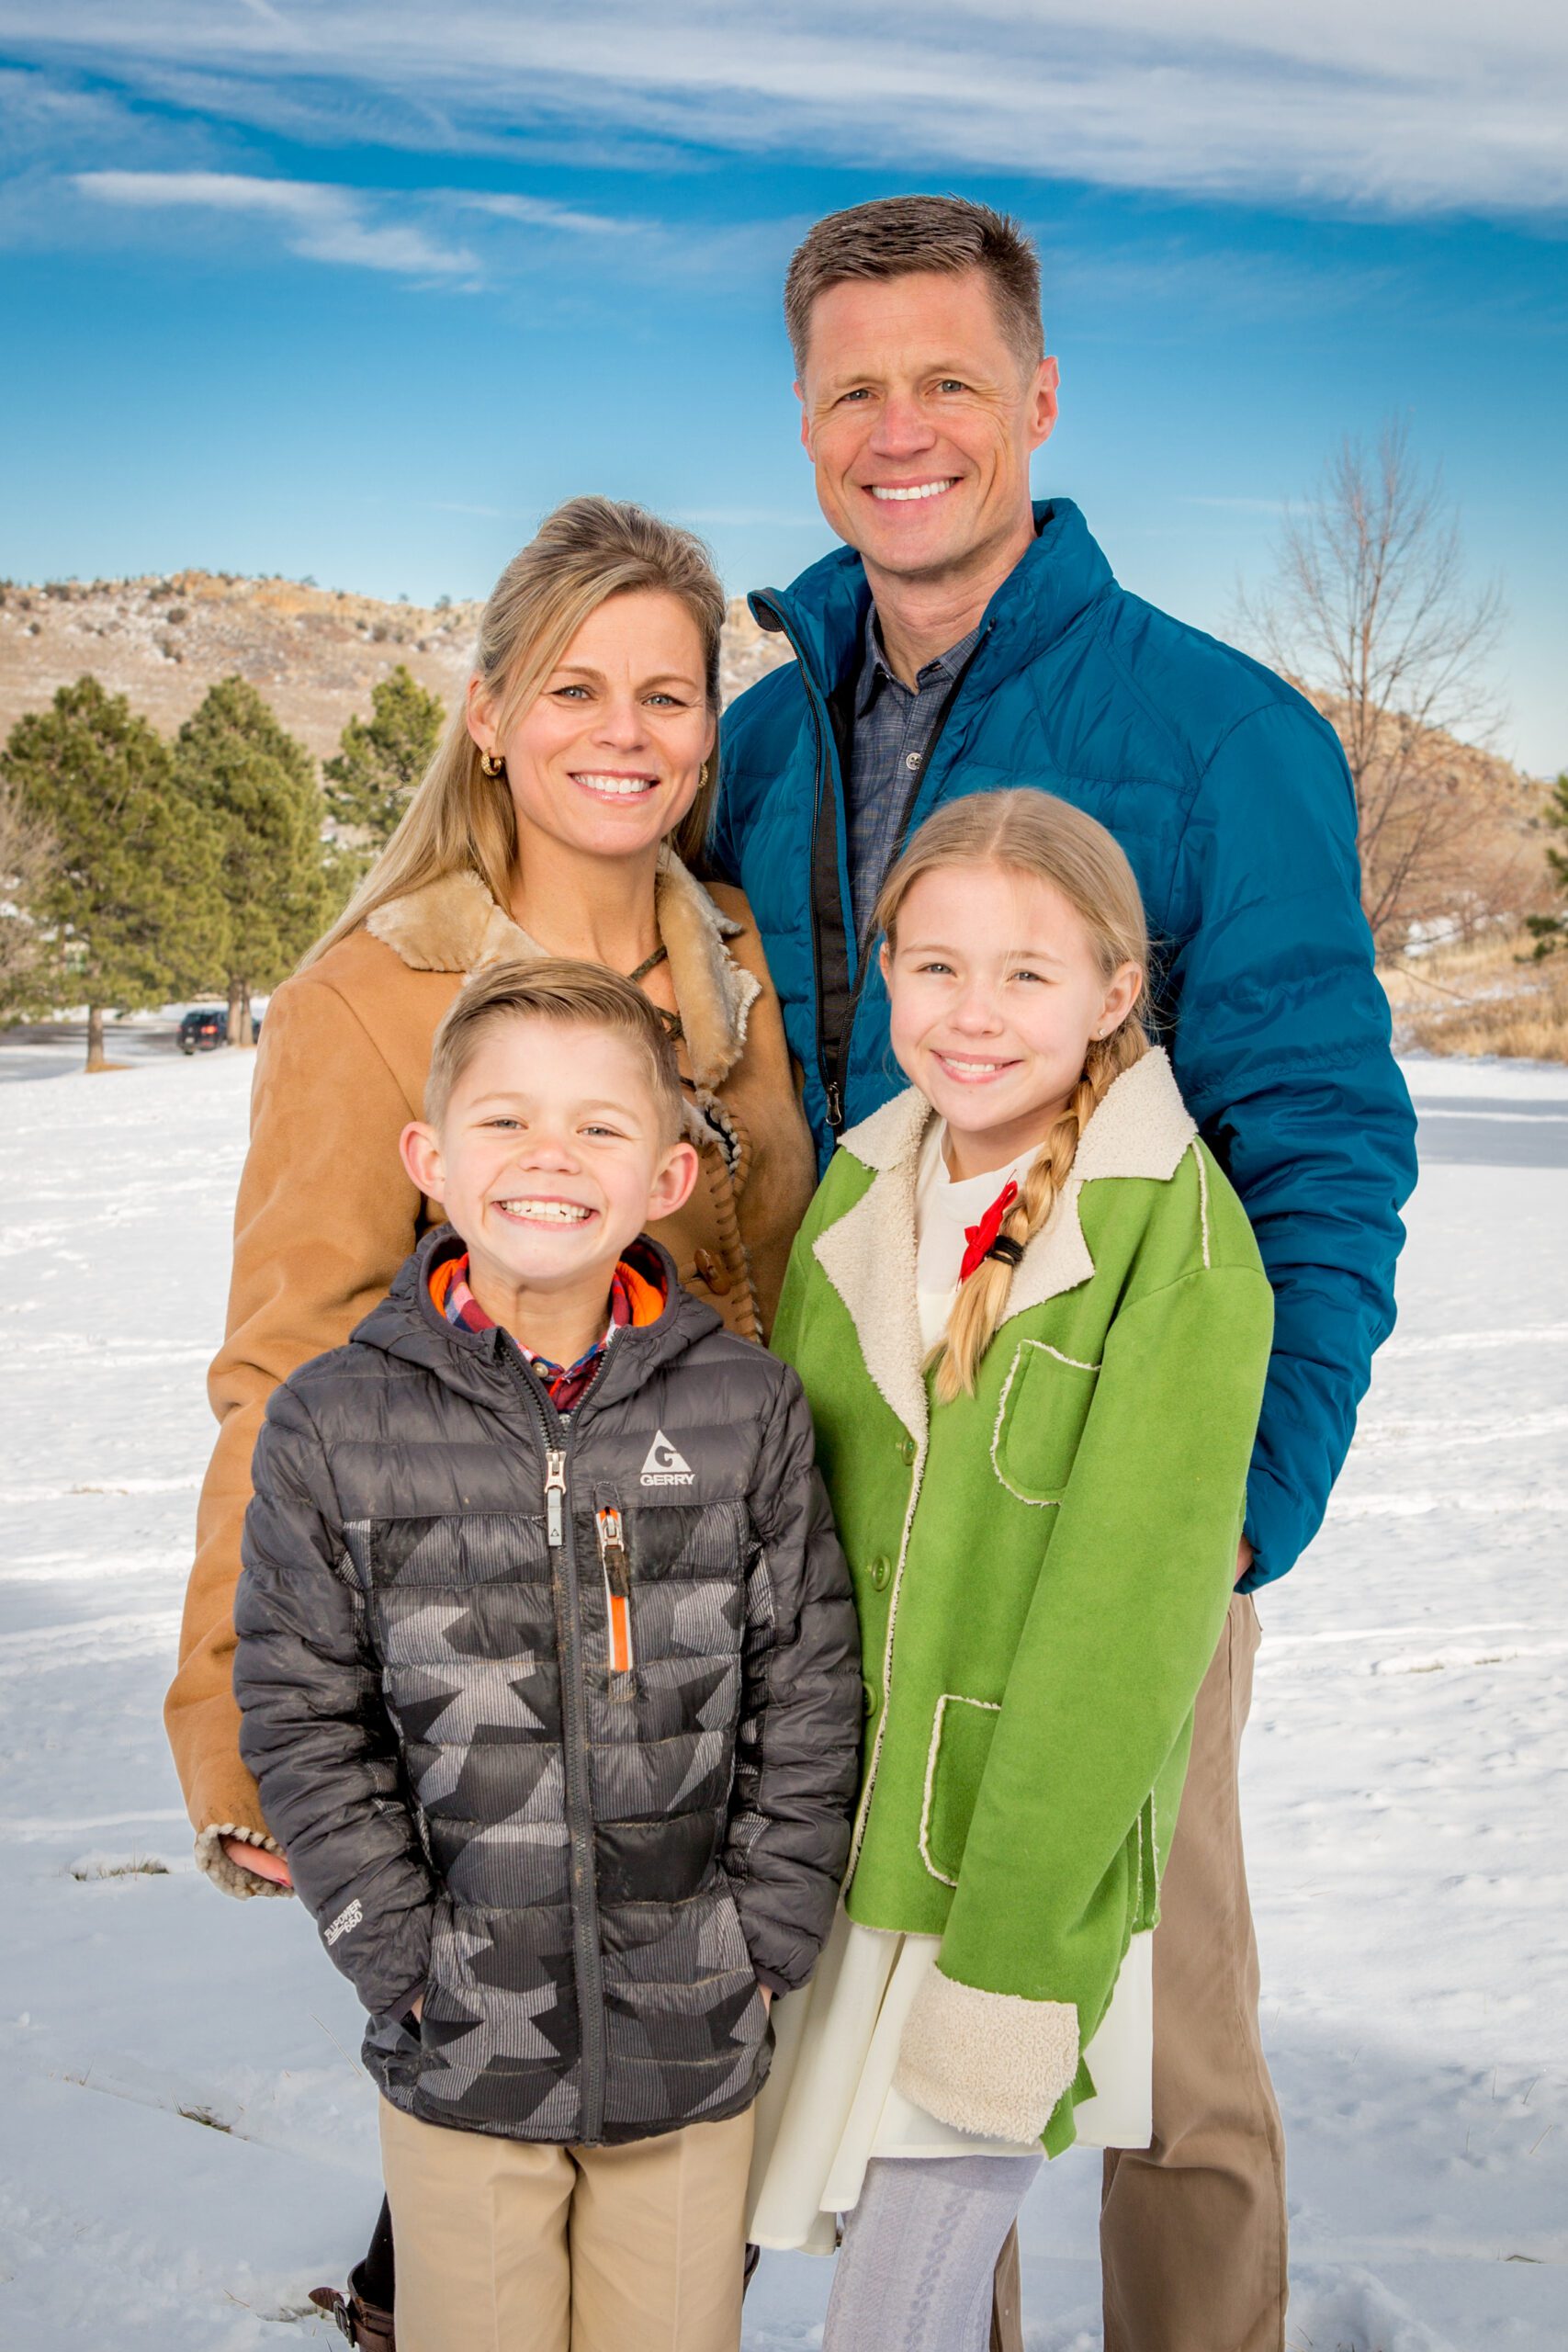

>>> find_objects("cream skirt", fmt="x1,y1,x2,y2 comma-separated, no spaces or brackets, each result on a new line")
746,1906,1154,2255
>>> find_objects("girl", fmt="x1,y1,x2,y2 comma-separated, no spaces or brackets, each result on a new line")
165,497,817,2346
750,788,1274,2350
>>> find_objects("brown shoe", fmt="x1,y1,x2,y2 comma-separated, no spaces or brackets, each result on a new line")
309,2261,396,2350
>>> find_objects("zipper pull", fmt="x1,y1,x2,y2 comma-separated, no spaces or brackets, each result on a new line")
544,1449,567,1547
597,1507,634,1675
597,1505,627,1583
825,1080,843,1131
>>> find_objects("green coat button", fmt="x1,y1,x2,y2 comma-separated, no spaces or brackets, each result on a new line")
867,1555,892,1591
862,1677,879,1717
898,1434,917,1464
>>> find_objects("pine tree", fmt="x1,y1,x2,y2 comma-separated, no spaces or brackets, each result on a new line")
322,662,445,880
0,774,56,1017
172,678,333,1043
1,677,229,1069
1525,772,1568,958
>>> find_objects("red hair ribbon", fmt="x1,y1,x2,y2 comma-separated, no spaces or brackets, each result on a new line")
959,1178,1020,1283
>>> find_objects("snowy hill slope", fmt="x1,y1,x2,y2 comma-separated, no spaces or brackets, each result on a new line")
0,1046,1563,2349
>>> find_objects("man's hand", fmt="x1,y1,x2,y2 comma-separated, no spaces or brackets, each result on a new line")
220,1835,293,1890
1235,1536,1254,1587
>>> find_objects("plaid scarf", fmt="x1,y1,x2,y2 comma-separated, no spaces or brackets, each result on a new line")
428,1236,665,1413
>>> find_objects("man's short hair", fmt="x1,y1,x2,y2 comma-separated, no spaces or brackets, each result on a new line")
784,195,1043,379
425,955,686,1144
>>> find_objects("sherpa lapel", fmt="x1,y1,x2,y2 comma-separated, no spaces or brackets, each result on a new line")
815,1051,1199,1430
1006,1051,1197,1322
813,1089,931,1442
365,852,761,1091
651,853,761,1091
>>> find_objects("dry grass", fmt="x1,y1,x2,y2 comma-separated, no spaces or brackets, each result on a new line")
69,1853,170,1880
1380,928,1568,1062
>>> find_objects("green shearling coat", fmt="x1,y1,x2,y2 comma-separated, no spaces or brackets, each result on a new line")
771,1049,1274,2154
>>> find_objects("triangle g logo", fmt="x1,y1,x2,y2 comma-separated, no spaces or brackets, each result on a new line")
641,1429,694,1487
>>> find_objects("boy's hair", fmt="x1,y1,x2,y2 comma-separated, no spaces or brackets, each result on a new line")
425,956,686,1143
874,790,1150,1404
784,195,1044,379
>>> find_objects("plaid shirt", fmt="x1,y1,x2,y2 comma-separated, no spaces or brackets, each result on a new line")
429,1237,665,1413
846,608,982,941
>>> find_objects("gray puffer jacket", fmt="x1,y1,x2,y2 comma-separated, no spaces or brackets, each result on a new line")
234,1227,861,2146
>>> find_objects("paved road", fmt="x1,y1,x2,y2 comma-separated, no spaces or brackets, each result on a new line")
1410,1091,1568,1169
0,1021,244,1082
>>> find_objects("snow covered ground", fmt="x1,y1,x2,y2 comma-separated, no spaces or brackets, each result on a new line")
1,1045,1563,2350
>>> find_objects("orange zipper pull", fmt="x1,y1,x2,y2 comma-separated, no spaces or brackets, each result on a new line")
596,1507,634,1675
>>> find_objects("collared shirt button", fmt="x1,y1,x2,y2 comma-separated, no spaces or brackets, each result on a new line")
905,751,921,770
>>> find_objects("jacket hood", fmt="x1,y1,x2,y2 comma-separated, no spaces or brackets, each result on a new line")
350,1225,724,1412
750,498,1115,698
364,850,761,1093
814,1049,1198,1443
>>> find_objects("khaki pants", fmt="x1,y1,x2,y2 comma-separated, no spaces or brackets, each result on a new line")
1100,1593,1288,2351
379,2098,754,2352
992,1594,1288,2352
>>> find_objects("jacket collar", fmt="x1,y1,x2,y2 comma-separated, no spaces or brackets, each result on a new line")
364,850,761,1092
750,497,1115,702
353,1224,720,1413
813,1049,1196,1441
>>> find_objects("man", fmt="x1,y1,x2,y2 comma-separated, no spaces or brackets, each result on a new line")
713,195,1417,2352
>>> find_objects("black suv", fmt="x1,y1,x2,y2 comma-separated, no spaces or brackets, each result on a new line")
179,1009,226,1054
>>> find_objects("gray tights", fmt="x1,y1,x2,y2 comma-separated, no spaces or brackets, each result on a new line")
822,2153,1042,2352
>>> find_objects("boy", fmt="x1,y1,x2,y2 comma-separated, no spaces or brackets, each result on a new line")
234,957,862,2352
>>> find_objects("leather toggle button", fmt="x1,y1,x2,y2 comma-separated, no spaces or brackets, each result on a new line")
693,1248,732,1296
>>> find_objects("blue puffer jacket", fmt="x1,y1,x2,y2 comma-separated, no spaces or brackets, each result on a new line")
712,498,1417,1588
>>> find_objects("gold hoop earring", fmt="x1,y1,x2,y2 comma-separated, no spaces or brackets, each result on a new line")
479,747,506,779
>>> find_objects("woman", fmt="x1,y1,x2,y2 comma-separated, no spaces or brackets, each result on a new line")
165,497,818,2346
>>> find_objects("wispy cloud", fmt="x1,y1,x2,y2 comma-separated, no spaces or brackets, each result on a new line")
464,193,640,238
51,164,795,294
73,168,476,276
6,3,1568,215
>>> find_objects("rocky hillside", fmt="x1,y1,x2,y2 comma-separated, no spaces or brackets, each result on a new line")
1,566,1546,948
0,570,795,761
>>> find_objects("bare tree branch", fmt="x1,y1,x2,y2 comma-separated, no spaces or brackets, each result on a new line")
1237,416,1509,951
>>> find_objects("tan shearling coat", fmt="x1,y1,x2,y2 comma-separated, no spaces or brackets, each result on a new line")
166,854,817,1892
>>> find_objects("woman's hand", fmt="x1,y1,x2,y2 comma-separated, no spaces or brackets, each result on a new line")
220,1835,293,1890
759,1984,773,2013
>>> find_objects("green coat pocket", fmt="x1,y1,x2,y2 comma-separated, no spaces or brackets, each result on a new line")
990,1340,1101,1505
919,1693,1002,1885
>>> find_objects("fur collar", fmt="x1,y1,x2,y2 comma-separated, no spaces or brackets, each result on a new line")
365,853,761,1091
815,1050,1197,1440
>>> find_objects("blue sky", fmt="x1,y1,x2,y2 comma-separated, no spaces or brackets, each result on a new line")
1,4,1564,774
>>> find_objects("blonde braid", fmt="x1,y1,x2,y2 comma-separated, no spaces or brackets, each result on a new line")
931,1022,1146,1402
